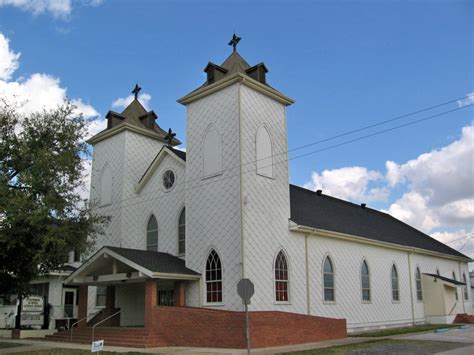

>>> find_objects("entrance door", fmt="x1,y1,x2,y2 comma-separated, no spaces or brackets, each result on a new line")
63,289,76,318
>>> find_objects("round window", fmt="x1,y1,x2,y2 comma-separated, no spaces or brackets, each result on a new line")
162,170,175,190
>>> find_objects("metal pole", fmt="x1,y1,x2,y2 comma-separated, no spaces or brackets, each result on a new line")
245,302,250,355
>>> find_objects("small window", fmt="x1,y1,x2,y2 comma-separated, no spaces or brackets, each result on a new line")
178,208,185,255
96,286,106,307
162,170,175,190
391,264,399,301
202,124,222,177
256,126,273,178
361,260,371,302
100,165,112,206
416,267,423,301
463,273,469,300
205,250,222,303
453,272,458,301
323,256,335,302
275,250,289,302
146,215,158,251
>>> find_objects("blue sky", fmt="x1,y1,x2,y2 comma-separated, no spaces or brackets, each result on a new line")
0,0,472,261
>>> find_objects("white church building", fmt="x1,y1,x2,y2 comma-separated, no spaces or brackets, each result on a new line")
58,38,472,348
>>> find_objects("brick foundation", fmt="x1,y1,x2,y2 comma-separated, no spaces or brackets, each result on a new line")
47,306,346,348
454,313,474,324
150,306,346,348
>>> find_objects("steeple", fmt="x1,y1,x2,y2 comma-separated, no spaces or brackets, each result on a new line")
87,85,181,145
178,35,293,106
202,34,268,86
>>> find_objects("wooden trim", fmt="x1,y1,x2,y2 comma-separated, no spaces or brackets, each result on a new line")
290,224,472,263
177,73,294,106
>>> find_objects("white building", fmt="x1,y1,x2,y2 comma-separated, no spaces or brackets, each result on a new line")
63,40,472,343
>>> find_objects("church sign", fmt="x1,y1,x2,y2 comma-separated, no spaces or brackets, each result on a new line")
21,296,44,326
21,296,44,313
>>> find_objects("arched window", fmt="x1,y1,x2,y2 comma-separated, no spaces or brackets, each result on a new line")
453,271,458,301
146,215,158,251
275,250,289,302
391,264,399,301
416,267,423,301
256,126,273,178
100,165,112,206
205,249,222,303
323,256,335,302
202,124,222,177
463,273,469,300
178,208,185,255
361,260,371,301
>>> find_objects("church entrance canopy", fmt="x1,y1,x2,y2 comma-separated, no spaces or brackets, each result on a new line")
64,246,200,286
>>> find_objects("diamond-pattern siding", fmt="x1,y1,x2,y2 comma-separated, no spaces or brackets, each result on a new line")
239,85,307,314
185,84,243,311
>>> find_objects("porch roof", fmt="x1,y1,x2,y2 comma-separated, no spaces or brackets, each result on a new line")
423,273,466,286
65,246,200,285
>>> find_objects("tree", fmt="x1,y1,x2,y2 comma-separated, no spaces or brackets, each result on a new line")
0,102,106,295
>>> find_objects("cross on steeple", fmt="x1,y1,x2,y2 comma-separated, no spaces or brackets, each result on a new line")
164,128,176,146
228,33,241,52
132,83,141,100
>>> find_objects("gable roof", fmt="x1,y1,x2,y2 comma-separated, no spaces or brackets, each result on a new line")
87,99,181,145
135,146,186,194
65,246,200,285
289,184,470,260
106,247,199,276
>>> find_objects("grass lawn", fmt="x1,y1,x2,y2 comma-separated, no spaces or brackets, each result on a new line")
350,323,459,337
283,339,469,355
0,341,25,348
14,350,146,355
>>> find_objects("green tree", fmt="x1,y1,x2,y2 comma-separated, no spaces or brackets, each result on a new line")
0,102,106,295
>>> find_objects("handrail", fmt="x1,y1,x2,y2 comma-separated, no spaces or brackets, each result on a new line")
70,309,103,341
92,310,121,342
449,301,458,315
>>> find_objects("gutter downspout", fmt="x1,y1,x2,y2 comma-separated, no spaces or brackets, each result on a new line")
305,235,310,315
407,251,415,325
458,261,465,313
238,83,246,285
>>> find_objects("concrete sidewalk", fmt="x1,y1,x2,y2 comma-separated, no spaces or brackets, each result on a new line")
0,336,372,354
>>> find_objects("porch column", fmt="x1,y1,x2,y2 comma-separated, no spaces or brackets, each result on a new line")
77,286,88,328
144,279,157,328
174,282,186,307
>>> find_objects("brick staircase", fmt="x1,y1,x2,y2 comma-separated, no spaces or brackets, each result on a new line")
453,313,474,324
45,327,170,348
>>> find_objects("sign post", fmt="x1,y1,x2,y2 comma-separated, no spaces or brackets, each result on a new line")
237,278,254,355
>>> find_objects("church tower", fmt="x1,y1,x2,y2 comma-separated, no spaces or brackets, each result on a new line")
178,36,295,310
87,86,180,249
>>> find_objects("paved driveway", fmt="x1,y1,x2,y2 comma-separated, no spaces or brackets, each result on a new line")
399,326,474,344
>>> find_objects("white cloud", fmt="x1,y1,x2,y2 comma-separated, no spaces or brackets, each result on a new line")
303,166,389,203
457,92,474,107
430,230,474,268
112,93,152,111
0,33,20,80
387,125,474,231
0,0,72,18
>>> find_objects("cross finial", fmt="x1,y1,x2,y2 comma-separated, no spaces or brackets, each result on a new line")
164,128,176,146
132,83,141,100
228,33,241,52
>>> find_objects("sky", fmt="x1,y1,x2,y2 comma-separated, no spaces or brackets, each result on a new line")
0,0,473,266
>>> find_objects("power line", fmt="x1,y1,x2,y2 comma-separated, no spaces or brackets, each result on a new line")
445,234,473,245
90,102,472,214
86,95,472,207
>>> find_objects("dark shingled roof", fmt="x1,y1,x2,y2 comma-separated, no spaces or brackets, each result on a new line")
106,246,200,276
168,147,186,161
423,273,466,286
289,184,469,259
